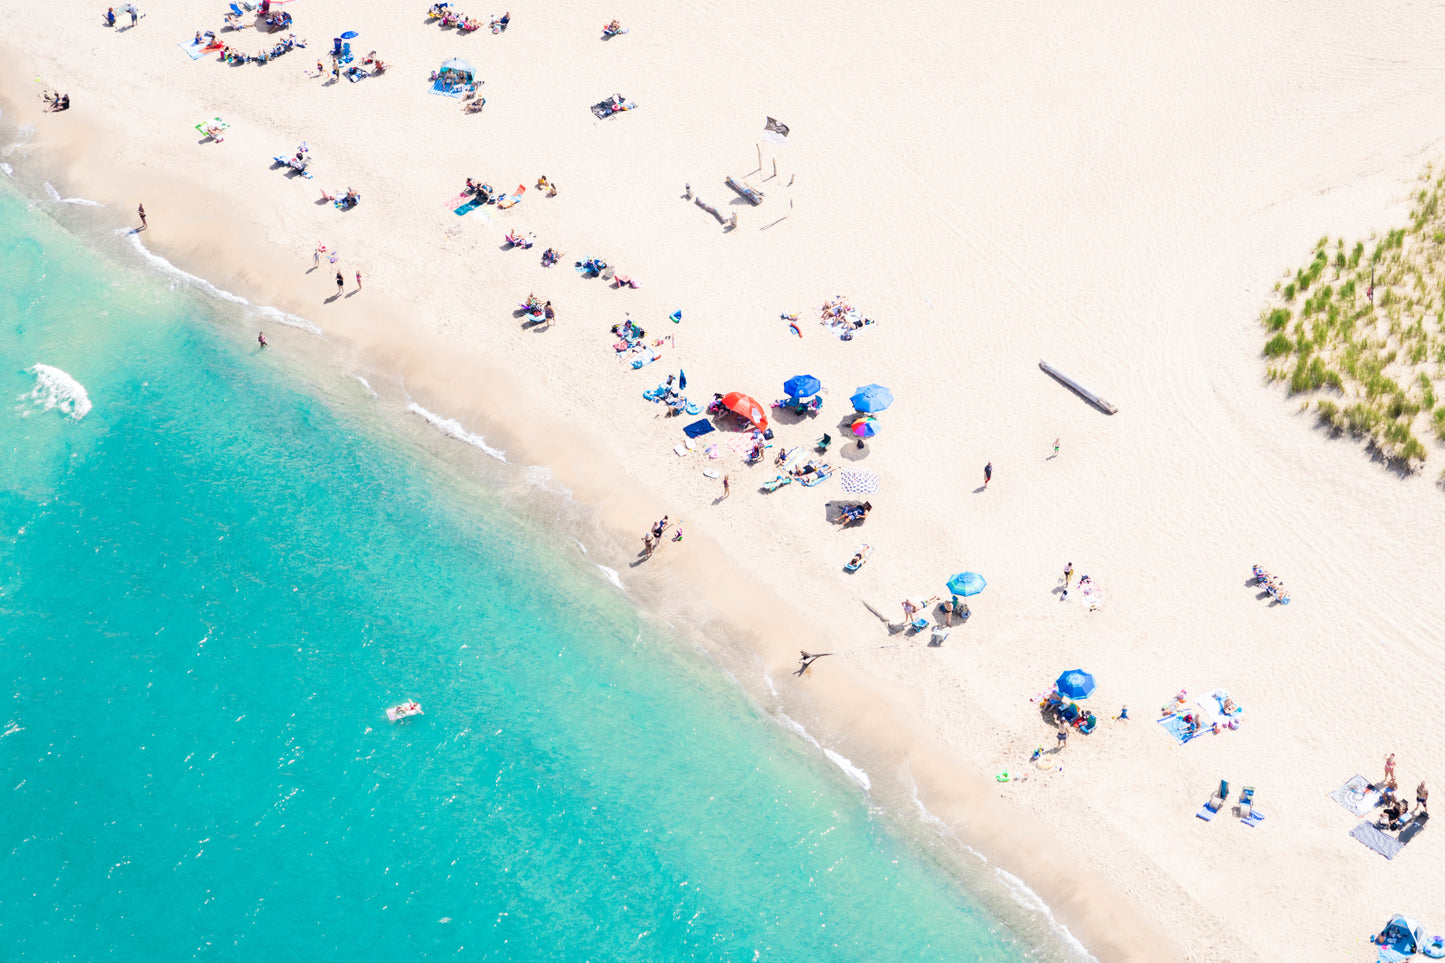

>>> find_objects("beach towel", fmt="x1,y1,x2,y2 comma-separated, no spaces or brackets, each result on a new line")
178,38,208,59
431,79,464,98
1330,775,1383,817
1156,713,1196,746
629,347,658,369
1351,822,1405,860
683,419,715,438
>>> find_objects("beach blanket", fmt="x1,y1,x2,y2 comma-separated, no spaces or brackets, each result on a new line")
431,79,464,98
1330,775,1383,817
178,38,209,59
1351,822,1405,860
1156,713,1196,746
727,435,762,459
683,419,715,439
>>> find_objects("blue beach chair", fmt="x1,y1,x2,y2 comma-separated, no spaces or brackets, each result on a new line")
1197,780,1229,821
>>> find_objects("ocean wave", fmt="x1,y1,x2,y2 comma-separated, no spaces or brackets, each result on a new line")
2,162,14,177
23,364,92,420
595,564,623,591
406,403,507,462
354,375,378,398
41,181,103,206
993,868,1097,961
117,231,322,335
823,748,872,791
776,712,873,792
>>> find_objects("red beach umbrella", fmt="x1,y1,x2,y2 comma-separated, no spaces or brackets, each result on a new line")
721,391,769,431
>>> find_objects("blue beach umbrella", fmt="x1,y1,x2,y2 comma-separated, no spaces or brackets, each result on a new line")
783,374,821,399
945,571,987,598
849,384,893,413
340,30,359,39
1055,669,1097,701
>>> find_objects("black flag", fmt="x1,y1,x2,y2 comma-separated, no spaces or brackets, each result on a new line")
764,116,790,141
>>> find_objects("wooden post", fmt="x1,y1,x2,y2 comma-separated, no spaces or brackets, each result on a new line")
755,143,761,173
771,158,777,179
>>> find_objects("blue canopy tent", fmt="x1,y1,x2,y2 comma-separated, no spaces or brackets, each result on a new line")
439,57,475,81
849,383,893,413
1376,915,1424,962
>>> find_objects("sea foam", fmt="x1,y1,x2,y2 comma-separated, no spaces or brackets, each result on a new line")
24,364,92,420
406,403,507,462
118,231,322,334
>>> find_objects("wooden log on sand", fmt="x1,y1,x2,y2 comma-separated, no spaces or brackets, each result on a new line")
1039,360,1118,414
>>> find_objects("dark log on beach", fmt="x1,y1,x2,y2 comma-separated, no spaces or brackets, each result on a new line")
1039,360,1118,415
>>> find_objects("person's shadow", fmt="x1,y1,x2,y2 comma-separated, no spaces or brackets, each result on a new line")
972,485,987,493
325,292,341,304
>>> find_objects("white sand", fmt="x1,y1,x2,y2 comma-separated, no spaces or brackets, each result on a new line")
4,1,1445,958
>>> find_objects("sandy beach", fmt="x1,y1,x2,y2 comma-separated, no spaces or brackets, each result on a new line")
5,1,1445,958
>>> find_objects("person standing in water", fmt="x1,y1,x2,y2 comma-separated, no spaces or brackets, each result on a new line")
137,203,146,230
257,331,268,348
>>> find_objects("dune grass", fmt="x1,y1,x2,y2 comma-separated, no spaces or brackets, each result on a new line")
1262,167,1445,472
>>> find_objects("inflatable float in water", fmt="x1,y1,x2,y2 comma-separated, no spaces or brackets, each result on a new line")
386,701,423,721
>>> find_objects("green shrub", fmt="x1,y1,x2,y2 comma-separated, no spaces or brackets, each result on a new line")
1266,307,1290,331
1264,333,1292,358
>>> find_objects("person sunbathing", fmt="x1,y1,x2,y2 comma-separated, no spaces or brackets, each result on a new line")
464,98,486,114
536,176,557,197
491,12,510,32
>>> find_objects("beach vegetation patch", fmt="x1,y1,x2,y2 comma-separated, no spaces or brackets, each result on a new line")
1261,165,1445,473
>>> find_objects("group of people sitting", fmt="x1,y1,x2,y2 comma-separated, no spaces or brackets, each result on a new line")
602,19,627,37
218,32,304,64
42,91,70,112
428,5,508,31
1250,564,1290,604
835,502,873,526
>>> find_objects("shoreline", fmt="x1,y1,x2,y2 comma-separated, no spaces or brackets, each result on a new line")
0,46,1154,962
8,3,1445,958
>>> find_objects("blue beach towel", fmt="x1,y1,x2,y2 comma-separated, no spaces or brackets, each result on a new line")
431,79,464,98
683,419,715,438
178,39,208,60
1157,714,1195,745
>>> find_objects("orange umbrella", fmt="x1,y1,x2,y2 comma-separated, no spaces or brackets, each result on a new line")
721,391,769,431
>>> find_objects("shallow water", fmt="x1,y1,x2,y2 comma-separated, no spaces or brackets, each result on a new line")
0,179,1061,960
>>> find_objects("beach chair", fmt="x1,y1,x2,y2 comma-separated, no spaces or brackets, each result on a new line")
909,615,930,632
1196,780,1229,821
1233,786,1255,819
843,544,872,572
229,2,244,15
929,625,949,647
816,433,831,453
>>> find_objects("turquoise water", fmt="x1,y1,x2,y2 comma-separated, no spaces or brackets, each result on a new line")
0,182,1048,960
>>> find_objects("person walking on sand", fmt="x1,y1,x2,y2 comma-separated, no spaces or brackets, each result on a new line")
983,461,992,488
1051,438,1060,459
1416,781,1429,813
641,533,655,558
355,270,362,290
335,271,344,296
543,301,555,326
721,475,730,499
1385,753,1397,785
1064,562,1074,588
137,203,146,230
257,331,267,348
